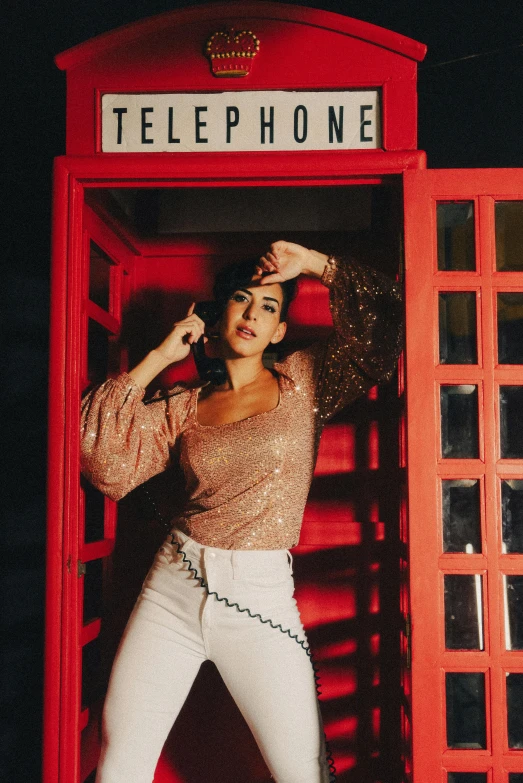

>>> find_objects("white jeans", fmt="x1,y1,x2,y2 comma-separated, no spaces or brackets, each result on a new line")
96,530,330,783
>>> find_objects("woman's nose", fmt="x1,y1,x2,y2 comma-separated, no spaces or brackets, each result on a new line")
243,302,257,319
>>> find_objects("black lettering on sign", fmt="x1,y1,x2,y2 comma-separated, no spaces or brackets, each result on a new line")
195,107,208,143
141,108,154,144
328,106,344,143
112,108,127,145
293,105,308,143
360,105,373,143
226,106,240,143
260,107,274,144
168,108,180,143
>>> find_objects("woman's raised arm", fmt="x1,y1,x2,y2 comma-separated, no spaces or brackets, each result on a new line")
267,243,403,422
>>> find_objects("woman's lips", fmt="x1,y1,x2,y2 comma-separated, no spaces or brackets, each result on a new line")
236,326,256,339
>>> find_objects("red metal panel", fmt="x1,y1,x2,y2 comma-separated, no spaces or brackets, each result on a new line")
60,175,87,783
56,149,426,182
44,156,70,783
56,2,426,70
404,169,523,783
382,78,418,151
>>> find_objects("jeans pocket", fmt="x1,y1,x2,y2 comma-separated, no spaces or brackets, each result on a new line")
232,551,293,587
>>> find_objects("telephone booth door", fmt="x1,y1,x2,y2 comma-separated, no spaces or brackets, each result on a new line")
46,168,411,783
404,168,523,783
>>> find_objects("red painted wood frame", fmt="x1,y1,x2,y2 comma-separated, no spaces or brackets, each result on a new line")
46,169,135,783
45,151,422,783
404,169,523,783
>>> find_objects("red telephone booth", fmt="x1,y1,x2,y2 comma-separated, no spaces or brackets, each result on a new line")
44,3,523,782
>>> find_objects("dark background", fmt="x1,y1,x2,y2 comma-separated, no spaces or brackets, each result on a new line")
3,0,523,779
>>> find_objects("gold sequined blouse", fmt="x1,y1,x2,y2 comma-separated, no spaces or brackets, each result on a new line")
80,257,402,550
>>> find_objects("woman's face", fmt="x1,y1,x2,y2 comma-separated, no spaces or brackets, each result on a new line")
218,277,287,358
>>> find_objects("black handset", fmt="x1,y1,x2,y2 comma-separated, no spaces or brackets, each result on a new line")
192,301,227,385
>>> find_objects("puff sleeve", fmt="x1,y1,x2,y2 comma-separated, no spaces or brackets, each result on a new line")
80,372,193,501
276,256,403,421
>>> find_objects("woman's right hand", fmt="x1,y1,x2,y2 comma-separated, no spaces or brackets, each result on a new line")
127,304,207,388
155,303,207,364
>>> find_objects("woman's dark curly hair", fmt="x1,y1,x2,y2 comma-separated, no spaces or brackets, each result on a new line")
213,258,298,322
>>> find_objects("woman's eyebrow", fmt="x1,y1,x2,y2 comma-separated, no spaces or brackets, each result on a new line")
238,287,281,307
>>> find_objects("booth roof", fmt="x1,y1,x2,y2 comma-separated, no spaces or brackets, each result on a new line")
55,0,427,71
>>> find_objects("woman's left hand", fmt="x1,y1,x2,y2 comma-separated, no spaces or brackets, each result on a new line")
257,241,319,284
256,239,327,285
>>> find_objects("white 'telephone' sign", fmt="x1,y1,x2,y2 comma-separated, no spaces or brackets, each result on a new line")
101,91,380,152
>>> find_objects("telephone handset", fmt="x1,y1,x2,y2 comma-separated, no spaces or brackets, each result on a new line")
192,301,227,385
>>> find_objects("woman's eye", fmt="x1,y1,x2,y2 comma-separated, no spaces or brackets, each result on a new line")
231,293,248,302
263,304,277,314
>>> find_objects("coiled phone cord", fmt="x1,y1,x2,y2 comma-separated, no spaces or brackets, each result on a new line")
141,484,337,782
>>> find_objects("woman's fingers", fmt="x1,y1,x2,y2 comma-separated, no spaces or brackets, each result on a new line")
258,254,280,273
170,315,205,345
259,255,278,266
260,271,284,285
185,318,205,345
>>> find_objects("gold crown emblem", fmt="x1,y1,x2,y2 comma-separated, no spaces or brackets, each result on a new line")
205,29,260,77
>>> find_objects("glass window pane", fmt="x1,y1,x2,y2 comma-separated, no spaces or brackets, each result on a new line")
505,575,523,651
88,319,110,387
502,480,523,554
89,242,112,311
82,476,105,543
441,386,479,459
507,673,523,748
445,575,484,650
498,293,523,364
446,672,486,749
442,480,482,554
439,293,477,364
83,558,104,625
509,775,523,782
81,636,104,709
496,202,523,271
500,387,523,458
448,775,487,783
437,202,476,271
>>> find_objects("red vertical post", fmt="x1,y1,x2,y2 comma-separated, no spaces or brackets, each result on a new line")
44,157,70,783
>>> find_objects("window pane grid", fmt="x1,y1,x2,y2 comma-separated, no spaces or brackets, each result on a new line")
437,202,476,272
444,574,485,651
442,479,482,555
440,385,480,459
445,671,487,749
499,386,523,459
507,673,523,748
439,292,478,365
497,292,523,365
89,241,113,313
496,202,523,272
447,775,488,783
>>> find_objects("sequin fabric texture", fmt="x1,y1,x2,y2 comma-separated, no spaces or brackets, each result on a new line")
80,257,403,549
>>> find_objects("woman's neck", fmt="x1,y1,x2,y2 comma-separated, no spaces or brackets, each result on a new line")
219,356,269,391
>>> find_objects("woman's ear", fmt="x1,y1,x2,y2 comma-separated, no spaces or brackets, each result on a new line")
270,321,287,344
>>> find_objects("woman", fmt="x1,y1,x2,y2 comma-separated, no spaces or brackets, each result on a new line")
80,240,402,783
